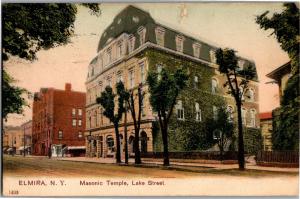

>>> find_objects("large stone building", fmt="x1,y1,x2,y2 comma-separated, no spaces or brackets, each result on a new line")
85,5,259,158
32,83,86,157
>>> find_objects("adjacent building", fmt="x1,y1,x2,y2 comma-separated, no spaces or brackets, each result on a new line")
32,83,86,157
19,120,32,155
259,112,272,151
3,126,23,155
85,5,260,158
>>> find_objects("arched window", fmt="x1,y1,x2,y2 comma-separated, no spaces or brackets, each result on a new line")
106,136,114,152
176,100,184,120
211,79,218,94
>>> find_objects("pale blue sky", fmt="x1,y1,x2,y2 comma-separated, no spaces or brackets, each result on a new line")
5,3,289,126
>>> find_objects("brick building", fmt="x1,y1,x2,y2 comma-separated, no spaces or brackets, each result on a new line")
32,83,86,157
85,6,260,158
20,120,32,155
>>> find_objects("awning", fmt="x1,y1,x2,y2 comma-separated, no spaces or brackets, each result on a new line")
67,146,86,150
7,148,13,152
18,146,30,150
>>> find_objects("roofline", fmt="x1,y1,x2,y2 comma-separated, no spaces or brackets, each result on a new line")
266,61,291,79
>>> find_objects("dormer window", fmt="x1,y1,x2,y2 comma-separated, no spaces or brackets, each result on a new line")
238,60,245,70
193,43,201,58
138,26,146,45
209,50,216,64
155,27,165,46
175,35,184,52
128,35,135,53
107,47,112,64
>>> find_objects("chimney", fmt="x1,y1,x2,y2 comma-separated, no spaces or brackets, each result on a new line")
65,83,71,92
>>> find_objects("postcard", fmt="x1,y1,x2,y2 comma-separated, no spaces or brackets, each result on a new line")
2,2,299,197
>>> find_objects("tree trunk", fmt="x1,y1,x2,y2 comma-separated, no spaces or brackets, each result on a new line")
161,124,170,166
124,105,128,164
236,101,245,170
114,123,121,164
134,128,141,164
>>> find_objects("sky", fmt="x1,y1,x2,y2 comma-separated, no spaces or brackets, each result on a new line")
4,3,290,126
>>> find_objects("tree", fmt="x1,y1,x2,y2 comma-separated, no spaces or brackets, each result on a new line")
2,3,100,119
2,70,29,119
147,67,188,166
256,3,299,151
121,84,144,164
206,106,234,161
97,82,126,163
215,48,256,170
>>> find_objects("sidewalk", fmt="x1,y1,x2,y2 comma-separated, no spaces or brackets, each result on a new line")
56,156,299,173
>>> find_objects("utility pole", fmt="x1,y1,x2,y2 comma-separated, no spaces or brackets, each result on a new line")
124,103,129,164
23,124,26,157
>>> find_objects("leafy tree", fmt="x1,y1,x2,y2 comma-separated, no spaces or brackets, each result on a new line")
256,3,299,151
2,3,100,119
2,70,29,119
120,84,144,164
147,67,188,166
97,82,126,163
215,48,256,170
206,106,234,160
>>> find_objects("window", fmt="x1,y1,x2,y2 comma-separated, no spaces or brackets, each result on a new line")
210,50,216,63
176,100,185,120
72,119,76,127
246,89,254,102
157,64,163,80
106,136,114,152
78,109,82,116
138,26,146,45
193,43,201,58
242,108,247,126
194,75,199,89
227,106,234,122
141,97,145,116
58,130,63,139
155,27,165,46
117,40,123,58
78,119,82,127
195,102,202,122
140,61,145,83
175,35,184,52
128,35,135,53
78,131,83,138
239,86,244,100
72,108,76,116
128,69,135,89
107,47,112,64
250,109,256,127
107,76,112,87
213,106,218,120
117,71,123,83
212,79,218,94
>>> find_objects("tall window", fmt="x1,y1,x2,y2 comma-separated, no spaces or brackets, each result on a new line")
78,109,82,116
107,47,112,64
72,108,76,116
238,60,245,70
117,40,123,58
242,108,247,126
176,100,184,120
78,131,83,138
250,109,256,127
155,27,165,46
157,64,163,80
107,76,112,87
193,43,201,58
140,61,145,83
117,71,123,83
128,69,135,89
227,106,234,123
72,119,76,127
58,130,63,139
78,119,82,127
194,75,199,89
212,79,218,94
195,102,201,122
128,35,135,53
213,106,218,120
106,136,114,152
239,86,244,100
141,97,145,116
175,35,184,52
138,26,146,45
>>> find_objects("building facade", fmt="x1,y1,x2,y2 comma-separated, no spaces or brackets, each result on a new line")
20,120,33,155
3,126,23,155
85,6,260,158
32,83,86,157
259,112,273,151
